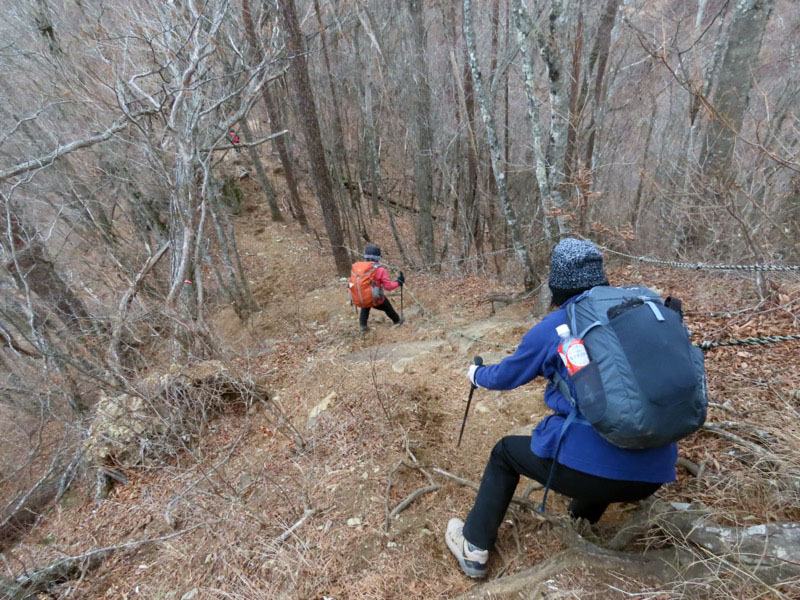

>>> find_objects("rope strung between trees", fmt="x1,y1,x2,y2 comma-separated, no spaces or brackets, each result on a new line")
397,282,799,355
403,281,799,353
594,243,800,273
347,239,800,273
697,334,800,351
343,248,799,353
343,239,548,270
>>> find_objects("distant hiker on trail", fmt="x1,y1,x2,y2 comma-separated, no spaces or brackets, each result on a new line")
228,128,241,153
446,238,705,579
348,245,405,332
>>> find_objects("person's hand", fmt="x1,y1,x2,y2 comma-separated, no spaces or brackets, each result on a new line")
397,272,405,287
467,364,482,387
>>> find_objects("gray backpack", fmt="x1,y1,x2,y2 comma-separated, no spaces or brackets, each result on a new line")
551,286,708,449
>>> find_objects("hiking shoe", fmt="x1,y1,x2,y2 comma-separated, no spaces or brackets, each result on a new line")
360,325,369,332
445,518,488,578
393,316,405,327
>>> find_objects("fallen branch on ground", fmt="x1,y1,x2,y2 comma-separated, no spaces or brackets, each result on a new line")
0,520,220,599
276,508,316,542
702,423,778,459
389,485,441,520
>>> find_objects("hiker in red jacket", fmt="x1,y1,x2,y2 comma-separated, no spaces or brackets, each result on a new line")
349,245,404,332
228,128,241,153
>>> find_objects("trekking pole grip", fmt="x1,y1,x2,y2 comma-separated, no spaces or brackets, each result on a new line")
473,356,483,368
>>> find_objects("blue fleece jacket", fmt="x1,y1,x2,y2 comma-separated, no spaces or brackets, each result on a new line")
474,296,677,483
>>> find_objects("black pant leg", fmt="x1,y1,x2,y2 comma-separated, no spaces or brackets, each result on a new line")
553,469,661,523
374,298,400,323
462,436,663,549
359,307,370,327
567,498,609,523
463,436,548,550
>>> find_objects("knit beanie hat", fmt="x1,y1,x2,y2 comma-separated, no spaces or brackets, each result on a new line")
364,245,382,261
548,238,608,306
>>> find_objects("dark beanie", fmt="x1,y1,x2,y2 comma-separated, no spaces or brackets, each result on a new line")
548,238,608,305
364,245,382,261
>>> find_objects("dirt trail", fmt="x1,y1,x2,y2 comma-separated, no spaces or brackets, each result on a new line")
203,190,569,595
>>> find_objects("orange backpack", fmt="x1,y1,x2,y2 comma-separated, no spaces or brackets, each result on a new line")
349,261,383,308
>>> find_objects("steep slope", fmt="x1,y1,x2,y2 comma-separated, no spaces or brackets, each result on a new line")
7,170,800,599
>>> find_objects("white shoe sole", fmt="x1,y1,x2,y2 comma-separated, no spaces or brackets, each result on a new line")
445,527,487,578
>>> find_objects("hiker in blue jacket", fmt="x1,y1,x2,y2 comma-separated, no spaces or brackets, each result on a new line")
445,238,678,578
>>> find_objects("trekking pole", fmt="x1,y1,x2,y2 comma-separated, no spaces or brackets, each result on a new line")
400,278,404,319
457,356,483,448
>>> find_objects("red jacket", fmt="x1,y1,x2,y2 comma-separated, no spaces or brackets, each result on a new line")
372,264,399,302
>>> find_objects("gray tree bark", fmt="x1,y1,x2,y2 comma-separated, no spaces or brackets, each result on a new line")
464,0,535,289
408,0,436,267
241,0,308,229
701,0,776,181
513,0,568,239
279,0,350,277
238,118,284,222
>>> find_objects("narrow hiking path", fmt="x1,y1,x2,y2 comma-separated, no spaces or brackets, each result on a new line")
8,168,800,598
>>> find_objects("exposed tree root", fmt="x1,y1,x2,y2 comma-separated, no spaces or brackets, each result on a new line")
426,462,800,597
651,500,800,587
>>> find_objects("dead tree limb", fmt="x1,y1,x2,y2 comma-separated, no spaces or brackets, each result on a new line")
0,111,156,182
702,423,778,459
276,508,316,542
108,242,170,377
0,322,40,358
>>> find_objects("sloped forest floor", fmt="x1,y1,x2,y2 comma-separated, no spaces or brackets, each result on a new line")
5,160,800,599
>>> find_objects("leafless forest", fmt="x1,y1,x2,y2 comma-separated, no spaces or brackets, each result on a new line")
1,0,799,598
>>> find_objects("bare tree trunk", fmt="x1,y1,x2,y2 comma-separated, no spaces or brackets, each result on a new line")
312,0,359,258
408,0,436,267
683,0,776,252
563,7,584,192
279,0,350,277
313,0,361,224
241,0,307,229
512,0,564,239
630,97,658,236
542,0,572,236
463,41,483,261
583,0,619,173
701,0,776,181
464,0,535,289
238,119,283,222
206,176,255,319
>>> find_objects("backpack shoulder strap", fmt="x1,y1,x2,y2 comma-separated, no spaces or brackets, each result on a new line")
665,295,683,316
540,370,589,513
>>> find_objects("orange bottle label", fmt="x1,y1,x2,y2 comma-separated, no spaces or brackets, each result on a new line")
559,339,590,375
